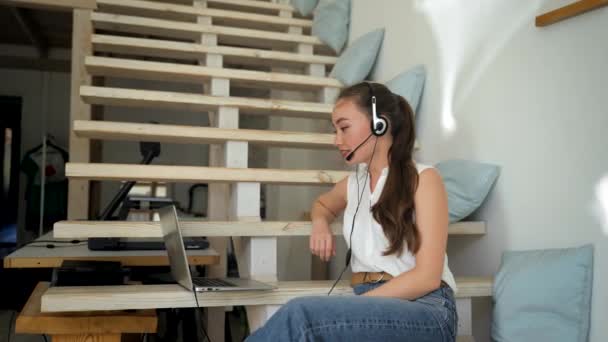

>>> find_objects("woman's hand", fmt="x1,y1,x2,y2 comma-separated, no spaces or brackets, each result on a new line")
310,220,336,262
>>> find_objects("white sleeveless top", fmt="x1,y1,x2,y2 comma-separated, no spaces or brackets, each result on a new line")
343,162,458,292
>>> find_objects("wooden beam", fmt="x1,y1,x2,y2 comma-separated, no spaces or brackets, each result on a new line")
96,0,311,30
52,220,487,238
91,34,337,68
84,56,342,91
40,277,494,312
72,120,336,149
79,86,334,119
65,163,350,185
15,283,157,335
535,0,608,26
206,0,293,13
91,12,324,50
0,0,97,10
67,9,92,220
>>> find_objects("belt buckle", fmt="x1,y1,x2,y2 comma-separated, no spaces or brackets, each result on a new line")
366,272,386,283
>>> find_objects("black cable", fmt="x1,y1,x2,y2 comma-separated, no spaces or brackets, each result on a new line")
7,310,15,342
328,137,378,295
42,334,48,342
27,242,88,248
26,240,81,244
191,284,212,342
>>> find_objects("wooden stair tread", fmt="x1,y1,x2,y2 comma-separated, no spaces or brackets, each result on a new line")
15,282,157,335
97,0,311,30
41,277,494,312
85,56,343,90
92,34,338,68
91,12,326,51
73,120,335,148
66,163,350,185
207,0,293,12
53,220,486,238
80,86,333,119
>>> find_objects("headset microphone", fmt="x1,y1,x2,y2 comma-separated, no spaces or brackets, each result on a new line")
345,133,373,161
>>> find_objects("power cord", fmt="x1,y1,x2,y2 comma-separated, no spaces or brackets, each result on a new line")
26,242,88,249
6,310,15,342
191,274,212,342
328,138,378,295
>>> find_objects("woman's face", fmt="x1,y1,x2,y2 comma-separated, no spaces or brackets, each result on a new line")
332,98,374,164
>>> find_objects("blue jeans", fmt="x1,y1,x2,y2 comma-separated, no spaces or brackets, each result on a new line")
246,281,458,341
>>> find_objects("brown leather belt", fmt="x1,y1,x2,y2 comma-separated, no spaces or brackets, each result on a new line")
350,272,393,286
351,272,450,288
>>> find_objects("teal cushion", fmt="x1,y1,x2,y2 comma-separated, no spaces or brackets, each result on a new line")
435,159,499,223
312,0,351,54
492,245,594,342
386,65,426,115
329,28,384,86
291,0,318,16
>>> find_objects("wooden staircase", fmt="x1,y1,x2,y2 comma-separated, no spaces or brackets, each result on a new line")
55,0,491,340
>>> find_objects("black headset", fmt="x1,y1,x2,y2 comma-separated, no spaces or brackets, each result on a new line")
365,82,388,137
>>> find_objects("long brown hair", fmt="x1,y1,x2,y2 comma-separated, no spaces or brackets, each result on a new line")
337,82,420,256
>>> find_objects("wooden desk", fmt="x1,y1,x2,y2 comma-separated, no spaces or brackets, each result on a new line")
3,232,220,268
16,282,157,342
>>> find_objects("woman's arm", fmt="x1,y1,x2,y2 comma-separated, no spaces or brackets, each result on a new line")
362,168,449,299
310,176,348,261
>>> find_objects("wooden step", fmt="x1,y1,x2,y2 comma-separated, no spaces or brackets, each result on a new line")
92,34,337,69
85,56,343,91
97,0,311,32
41,277,493,312
80,86,333,119
53,220,486,238
91,12,326,51
66,163,350,185
206,0,294,16
73,120,335,149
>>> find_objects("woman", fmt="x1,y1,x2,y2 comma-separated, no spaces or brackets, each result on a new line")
247,82,457,341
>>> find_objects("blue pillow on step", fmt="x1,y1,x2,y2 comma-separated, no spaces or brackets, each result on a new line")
312,0,351,54
291,0,319,16
492,244,594,342
386,65,426,115
329,28,384,86
435,159,499,223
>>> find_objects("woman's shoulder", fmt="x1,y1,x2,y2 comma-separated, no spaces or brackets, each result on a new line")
415,162,435,174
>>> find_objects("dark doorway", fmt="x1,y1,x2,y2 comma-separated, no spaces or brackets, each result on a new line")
0,96,22,252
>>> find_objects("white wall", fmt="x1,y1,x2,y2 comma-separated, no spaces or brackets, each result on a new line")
349,0,608,340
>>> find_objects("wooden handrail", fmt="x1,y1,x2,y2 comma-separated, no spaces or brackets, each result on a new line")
536,0,608,27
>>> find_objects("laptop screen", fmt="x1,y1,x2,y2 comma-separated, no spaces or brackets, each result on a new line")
159,205,194,290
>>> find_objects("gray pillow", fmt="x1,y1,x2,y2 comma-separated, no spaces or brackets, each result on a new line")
312,0,351,54
492,245,594,342
386,65,426,115
329,28,385,86
435,159,499,223
291,0,319,16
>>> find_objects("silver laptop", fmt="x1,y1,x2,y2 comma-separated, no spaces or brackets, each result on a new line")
159,205,275,292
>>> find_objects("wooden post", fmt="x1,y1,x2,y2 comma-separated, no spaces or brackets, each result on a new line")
68,9,93,220
194,2,227,341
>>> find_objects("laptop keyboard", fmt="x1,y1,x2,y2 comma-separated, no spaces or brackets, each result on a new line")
192,278,237,287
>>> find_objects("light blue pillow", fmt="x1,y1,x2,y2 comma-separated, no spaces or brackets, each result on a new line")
492,244,594,342
386,65,426,115
312,0,351,54
329,28,384,86
291,0,318,16
435,159,499,223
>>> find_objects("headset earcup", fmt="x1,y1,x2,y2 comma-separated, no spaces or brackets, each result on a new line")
373,116,388,136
